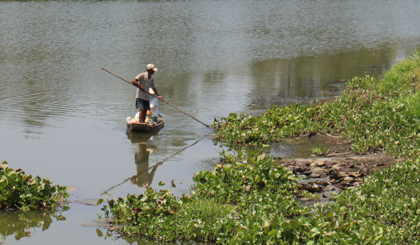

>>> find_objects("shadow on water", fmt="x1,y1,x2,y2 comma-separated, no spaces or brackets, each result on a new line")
0,209,67,243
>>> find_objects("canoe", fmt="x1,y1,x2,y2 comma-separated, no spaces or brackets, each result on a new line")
127,121,164,132
126,116,164,132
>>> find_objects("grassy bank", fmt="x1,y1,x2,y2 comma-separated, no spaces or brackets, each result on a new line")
101,51,420,244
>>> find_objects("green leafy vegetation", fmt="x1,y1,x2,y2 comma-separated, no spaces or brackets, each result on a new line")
0,161,69,211
102,51,420,243
100,150,307,243
311,147,330,156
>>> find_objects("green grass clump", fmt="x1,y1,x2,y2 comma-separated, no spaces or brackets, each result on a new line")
0,162,69,211
311,147,330,156
378,51,420,95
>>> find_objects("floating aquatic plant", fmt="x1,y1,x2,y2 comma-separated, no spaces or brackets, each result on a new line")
0,162,69,211
99,150,307,243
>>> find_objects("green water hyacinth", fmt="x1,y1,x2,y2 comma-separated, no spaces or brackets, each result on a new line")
99,150,308,243
192,150,298,208
0,162,69,211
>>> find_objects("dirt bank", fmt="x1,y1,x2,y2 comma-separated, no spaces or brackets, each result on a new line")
273,135,397,205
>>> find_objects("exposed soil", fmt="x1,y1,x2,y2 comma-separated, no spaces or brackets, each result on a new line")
273,134,398,206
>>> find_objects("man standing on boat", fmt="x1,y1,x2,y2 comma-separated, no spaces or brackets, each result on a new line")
131,64,163,123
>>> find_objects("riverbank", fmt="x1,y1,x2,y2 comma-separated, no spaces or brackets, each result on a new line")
100,51,420,244
212,51,420,243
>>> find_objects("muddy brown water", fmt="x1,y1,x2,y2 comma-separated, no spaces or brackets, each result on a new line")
1,0,420,244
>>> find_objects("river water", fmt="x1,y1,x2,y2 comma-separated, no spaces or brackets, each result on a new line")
1,0,420,244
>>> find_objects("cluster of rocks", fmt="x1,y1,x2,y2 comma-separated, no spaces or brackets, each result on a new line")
277,153,396,203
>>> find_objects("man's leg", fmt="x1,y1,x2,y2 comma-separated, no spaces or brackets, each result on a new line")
137,98,150,123
139,109,147,123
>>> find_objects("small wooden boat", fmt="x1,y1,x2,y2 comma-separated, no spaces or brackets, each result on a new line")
126,116,164,132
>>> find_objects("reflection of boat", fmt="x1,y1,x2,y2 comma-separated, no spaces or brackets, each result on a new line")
126,130,158,144
101,138,200,195
101,132,160,194
126,116,164,132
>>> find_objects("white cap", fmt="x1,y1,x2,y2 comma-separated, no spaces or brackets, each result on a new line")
146,64,158,72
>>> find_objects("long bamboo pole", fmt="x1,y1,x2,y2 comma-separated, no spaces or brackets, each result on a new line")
102,68,210,128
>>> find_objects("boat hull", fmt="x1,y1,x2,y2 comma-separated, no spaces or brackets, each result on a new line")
127,121,164,132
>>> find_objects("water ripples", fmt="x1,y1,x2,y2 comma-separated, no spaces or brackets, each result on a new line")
1,0,420,134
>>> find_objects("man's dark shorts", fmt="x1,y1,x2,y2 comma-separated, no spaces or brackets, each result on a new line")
136,98,150,111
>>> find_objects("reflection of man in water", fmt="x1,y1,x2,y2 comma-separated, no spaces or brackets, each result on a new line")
131,143,160,189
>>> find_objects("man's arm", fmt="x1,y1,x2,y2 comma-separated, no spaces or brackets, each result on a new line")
132,78,146,91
